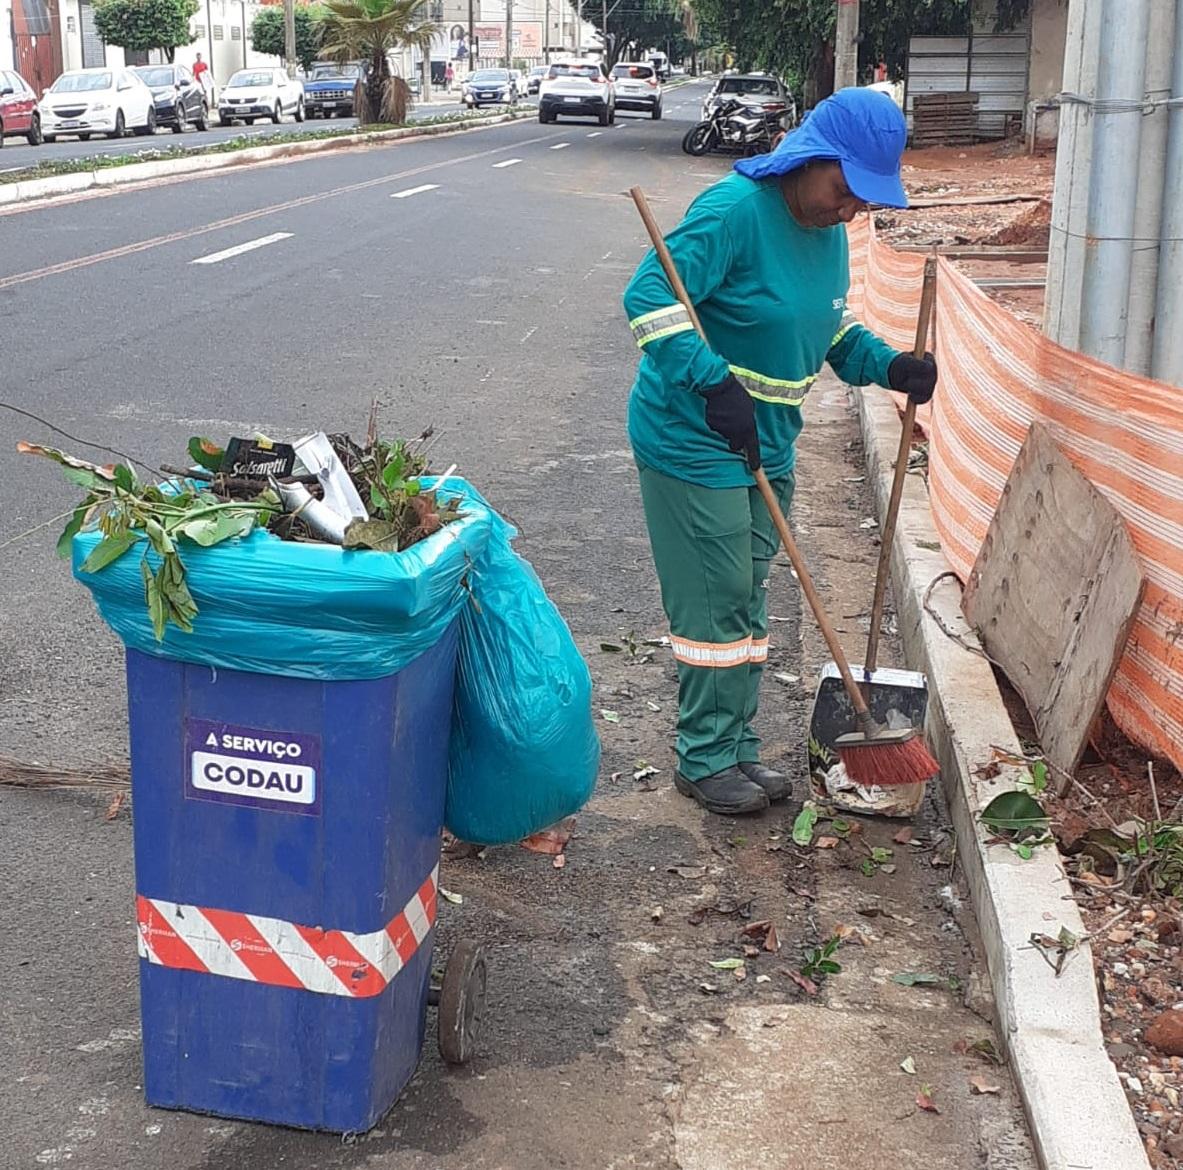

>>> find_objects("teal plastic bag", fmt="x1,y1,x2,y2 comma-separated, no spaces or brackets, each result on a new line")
71,477,493,680
445,498,600,846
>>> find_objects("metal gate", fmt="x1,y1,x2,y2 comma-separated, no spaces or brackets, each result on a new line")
12,0,61,95
78,0,106,68
905,31,1030,140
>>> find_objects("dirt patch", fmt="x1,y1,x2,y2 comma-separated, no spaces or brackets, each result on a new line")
981,198,1051,248
996,676,1183,1167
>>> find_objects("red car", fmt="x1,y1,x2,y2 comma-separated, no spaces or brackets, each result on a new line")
1,69,43,146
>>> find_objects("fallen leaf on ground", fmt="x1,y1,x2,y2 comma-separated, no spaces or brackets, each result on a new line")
553,853,566,869
969,1075,1001,1095
600,642,623,653
439,888,463,905
816,836,841,849
1108,928,1134,944
600,709,620,723
756,974,772,984
764,924,781,953
741,919,773,939
105,791,126,821
773,672,799,685
700,983,718,995
633,765,660,782
892,971,944,987
669,865,708,880
709,957,745,971
792,801,819,846
900,1056,917,1075
733,965,747,982
916,1087,940,1114
520,816,576,855
743,944,761,958
893,827,914,845
786,969,819,995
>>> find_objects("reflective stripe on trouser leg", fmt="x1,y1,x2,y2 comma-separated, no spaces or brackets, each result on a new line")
739,472,796,763
636,460,757,782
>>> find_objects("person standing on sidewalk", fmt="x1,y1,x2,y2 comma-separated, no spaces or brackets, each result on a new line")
622,88,937,816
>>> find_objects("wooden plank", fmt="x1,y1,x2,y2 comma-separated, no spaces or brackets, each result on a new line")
963,424,1146,785
895,247,1048,261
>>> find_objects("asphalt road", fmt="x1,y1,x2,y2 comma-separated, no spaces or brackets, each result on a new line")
0,97,475,171
0,80,719,1169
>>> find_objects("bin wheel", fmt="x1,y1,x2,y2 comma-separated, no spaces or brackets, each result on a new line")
437,938,487,1066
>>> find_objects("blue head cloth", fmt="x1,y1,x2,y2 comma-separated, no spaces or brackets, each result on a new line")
735,87,908,209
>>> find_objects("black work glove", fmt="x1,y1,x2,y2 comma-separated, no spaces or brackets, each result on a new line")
887,351,938,404
703,374,761,471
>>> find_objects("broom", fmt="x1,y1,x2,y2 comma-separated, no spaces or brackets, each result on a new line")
629,186,938,790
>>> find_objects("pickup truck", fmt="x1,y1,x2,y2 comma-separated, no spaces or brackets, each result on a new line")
304,61,366,118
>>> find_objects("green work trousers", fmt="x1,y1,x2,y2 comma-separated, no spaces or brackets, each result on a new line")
636,460,796,781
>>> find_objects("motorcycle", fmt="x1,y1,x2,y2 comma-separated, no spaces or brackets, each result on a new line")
681,96,791,158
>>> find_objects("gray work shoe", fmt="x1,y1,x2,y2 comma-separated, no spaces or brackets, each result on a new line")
737,761,790,802
674,767,769,815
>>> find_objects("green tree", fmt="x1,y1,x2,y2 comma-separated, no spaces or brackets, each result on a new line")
251,5,326,72
568,0,687,69
92,0,198,63
691,0,1032,101
319,0,436,124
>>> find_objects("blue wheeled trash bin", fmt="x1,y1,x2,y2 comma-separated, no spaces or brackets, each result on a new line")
73,479,493,1132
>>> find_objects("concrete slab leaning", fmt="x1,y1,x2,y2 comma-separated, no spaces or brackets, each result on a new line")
856,386,1149,1169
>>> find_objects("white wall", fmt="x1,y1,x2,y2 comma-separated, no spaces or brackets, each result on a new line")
0,0,15,72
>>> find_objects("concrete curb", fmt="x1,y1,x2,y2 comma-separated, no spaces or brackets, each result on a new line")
0,110,534,208
855,387,1149,1170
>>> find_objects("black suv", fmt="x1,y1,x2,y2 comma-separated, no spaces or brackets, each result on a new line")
132,64,209,132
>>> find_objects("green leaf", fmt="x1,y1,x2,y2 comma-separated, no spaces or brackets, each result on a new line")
141,557,167,641
187,437,225,473
792,801,819,847
343,518,401,552
860,859,876,877
817,960,841,975
708,958,745,970
113,463,135,491
831,818,851,837
17,441,114,491
56,505,90,559
980,790,1050,838
80,529,137,573
1029,760,1049,794
180,510,256,547
600,709,621,724
404,478,421,497
1012,842,1034,860
870,846,893,864
600,642,623,652
144,517,175,556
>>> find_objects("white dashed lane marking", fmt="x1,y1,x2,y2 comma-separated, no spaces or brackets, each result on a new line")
390,183,440,198
191,232,293,265
492,158,522,168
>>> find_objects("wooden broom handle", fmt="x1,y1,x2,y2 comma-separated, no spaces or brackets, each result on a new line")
628,185,875,725
864,256,938,674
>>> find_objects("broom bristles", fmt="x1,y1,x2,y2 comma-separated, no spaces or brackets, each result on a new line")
838,733,940,789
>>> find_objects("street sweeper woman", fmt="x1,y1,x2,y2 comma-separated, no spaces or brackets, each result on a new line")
622,87,938,817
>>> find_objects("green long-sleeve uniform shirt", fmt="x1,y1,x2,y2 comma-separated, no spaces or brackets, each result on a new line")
624,173,900,488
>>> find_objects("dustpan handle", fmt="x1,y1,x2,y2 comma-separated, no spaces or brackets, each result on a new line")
628,185,875,726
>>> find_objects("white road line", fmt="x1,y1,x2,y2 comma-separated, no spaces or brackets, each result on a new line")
191,232,292,265
492,158,522,168
587,131,602,138
520,325,538,344
550,142,570,150
391,183,440,198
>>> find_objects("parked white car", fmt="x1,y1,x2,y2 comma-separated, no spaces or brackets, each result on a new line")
39,67,156,141
218,67,304,126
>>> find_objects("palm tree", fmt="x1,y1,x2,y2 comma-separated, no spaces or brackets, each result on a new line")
320,0,438,124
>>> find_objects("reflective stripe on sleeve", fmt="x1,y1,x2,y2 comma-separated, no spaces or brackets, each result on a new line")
830,312,859,348
629,304,695,347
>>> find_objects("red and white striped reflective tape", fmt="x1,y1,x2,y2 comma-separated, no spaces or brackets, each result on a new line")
135,864,438,998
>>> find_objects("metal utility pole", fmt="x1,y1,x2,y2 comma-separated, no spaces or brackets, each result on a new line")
545,0,551,63
468,0,474,73
602,0,608,64
505,0,513,69
834,0,859,91
574,0,581,57
283,0,296,77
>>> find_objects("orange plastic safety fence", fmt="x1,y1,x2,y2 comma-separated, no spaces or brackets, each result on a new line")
846,215,1183,772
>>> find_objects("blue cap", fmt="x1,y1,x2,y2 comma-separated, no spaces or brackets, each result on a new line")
735,87,908,209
